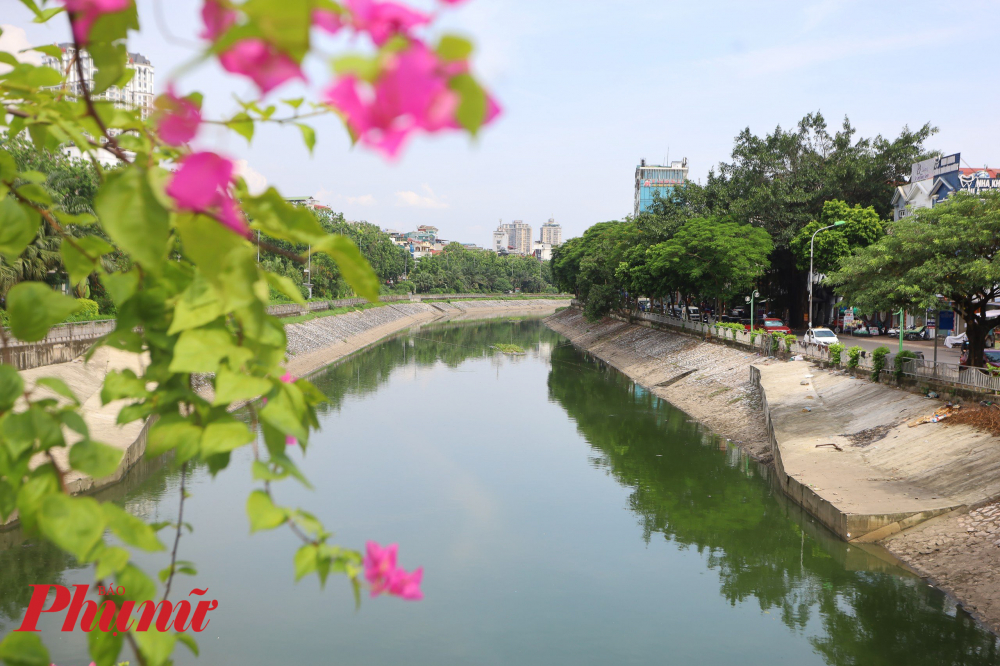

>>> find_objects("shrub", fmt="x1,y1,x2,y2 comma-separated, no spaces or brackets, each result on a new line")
828,343,844,365
847,345,863,369
894,350,917,382
65,298,103,322
871,346,890,381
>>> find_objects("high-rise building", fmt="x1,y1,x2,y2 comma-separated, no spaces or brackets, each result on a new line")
492,227,509,253
495,220,532,255
42,44,155,120
634,158,688,217
539,219,562,246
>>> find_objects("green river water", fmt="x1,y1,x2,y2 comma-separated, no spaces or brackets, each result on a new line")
1,318,999,665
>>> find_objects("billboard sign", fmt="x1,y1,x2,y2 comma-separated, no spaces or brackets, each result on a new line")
911,153,960,182
958,169,1000,194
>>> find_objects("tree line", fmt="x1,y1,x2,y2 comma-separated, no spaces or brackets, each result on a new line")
0,136,556,318
552,113,933,325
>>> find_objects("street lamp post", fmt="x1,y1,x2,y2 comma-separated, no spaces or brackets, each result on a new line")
745,290,760,338
809,220,846,329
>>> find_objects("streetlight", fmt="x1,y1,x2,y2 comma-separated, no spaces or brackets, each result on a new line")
809,220,846,329
745,290,760,333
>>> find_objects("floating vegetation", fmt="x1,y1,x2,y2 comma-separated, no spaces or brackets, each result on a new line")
492,343,526,355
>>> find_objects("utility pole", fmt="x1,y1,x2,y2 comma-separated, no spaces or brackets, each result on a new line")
809,220,846,329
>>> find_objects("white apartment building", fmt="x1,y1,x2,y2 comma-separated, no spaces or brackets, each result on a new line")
539,219,562,246
495,220,532,255
42,44,155,120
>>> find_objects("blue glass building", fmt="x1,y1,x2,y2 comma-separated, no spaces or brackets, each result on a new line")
634,158,689,216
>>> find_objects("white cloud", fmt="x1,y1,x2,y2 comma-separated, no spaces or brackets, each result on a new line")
802,0,853,32
707,28,958,77
394,184,449,209
0,24,44,74
234,159,268,195
346,194,376,206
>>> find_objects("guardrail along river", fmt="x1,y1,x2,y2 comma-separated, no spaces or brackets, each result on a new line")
1,319,998,664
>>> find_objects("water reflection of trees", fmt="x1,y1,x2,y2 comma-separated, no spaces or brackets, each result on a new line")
308,319,562,415
546,344,1000,665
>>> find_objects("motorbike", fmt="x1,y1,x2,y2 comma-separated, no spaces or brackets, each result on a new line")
904,326,930,341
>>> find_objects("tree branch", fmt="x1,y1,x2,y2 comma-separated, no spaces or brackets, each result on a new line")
69,33,133,164
161,461,187,602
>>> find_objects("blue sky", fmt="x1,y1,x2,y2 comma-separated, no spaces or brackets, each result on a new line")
3,0,1000,247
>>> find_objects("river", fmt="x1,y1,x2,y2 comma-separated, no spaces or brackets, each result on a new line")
1,318,999,665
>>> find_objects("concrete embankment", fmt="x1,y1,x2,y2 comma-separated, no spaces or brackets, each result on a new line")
547,306,1000,635
3,298,569,528
753,361,1000,541
544,307,775,458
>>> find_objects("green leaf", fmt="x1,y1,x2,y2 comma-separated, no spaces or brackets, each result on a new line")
0,632,49,666
437,34,474,62
227,112,255,143
294,543,318,581
102,502,166,551
147,415,203,461
37,495,106,561
61,235,114,286
133,629,176,666
94,545,131,580
88,623,124,666
168,273,224,335
100,369,148,404
94,167,169,270
243,0,311,61
264,271,306,305
0,365,24,411
296,123,316,155
116,564,157,603
168,326,237,374
313,234,379,301
331,54,380,82
176,633,199,657
0,481,16,523
246,490,287,532
69,439,123,478
0,197,41,262
213,367,273,405
449,73,488,136
244,188,325,244
101,270,140,306
259,385,307,442
33,377,78,405
6,282,81,342
27,44,63,58
200,417,253,457
58,410,89,437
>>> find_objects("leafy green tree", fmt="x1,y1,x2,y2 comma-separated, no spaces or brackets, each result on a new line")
830,192,1000,366
647,217,773,314
789,200,884,273
703,112,936,321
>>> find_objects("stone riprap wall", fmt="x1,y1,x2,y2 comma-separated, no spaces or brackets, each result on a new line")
545,307,774,458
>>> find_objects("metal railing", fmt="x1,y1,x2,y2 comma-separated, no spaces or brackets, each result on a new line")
2,318,117,348
900,358,1000,392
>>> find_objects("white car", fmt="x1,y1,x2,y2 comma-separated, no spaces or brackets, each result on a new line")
805,327,840,346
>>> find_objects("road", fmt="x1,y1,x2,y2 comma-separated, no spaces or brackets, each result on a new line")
807,333,962,363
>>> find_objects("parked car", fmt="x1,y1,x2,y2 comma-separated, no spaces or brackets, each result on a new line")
804,327,840,346
960,347,1000,368
745,318,792,334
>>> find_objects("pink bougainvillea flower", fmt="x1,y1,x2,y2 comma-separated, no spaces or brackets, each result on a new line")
363,541,423,600
312,8,344,34
280,371,296,383
345,0,430,46
200,0,238,40
62,0,131,44
166,152,250,236
364,541,398,595
386,566,424,600
219,39,305,96
154,88,201,145
285,435,297,447
324,41,498,159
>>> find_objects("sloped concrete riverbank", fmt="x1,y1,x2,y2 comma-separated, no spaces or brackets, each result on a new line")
546,306,1000,636
4,298,570,528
